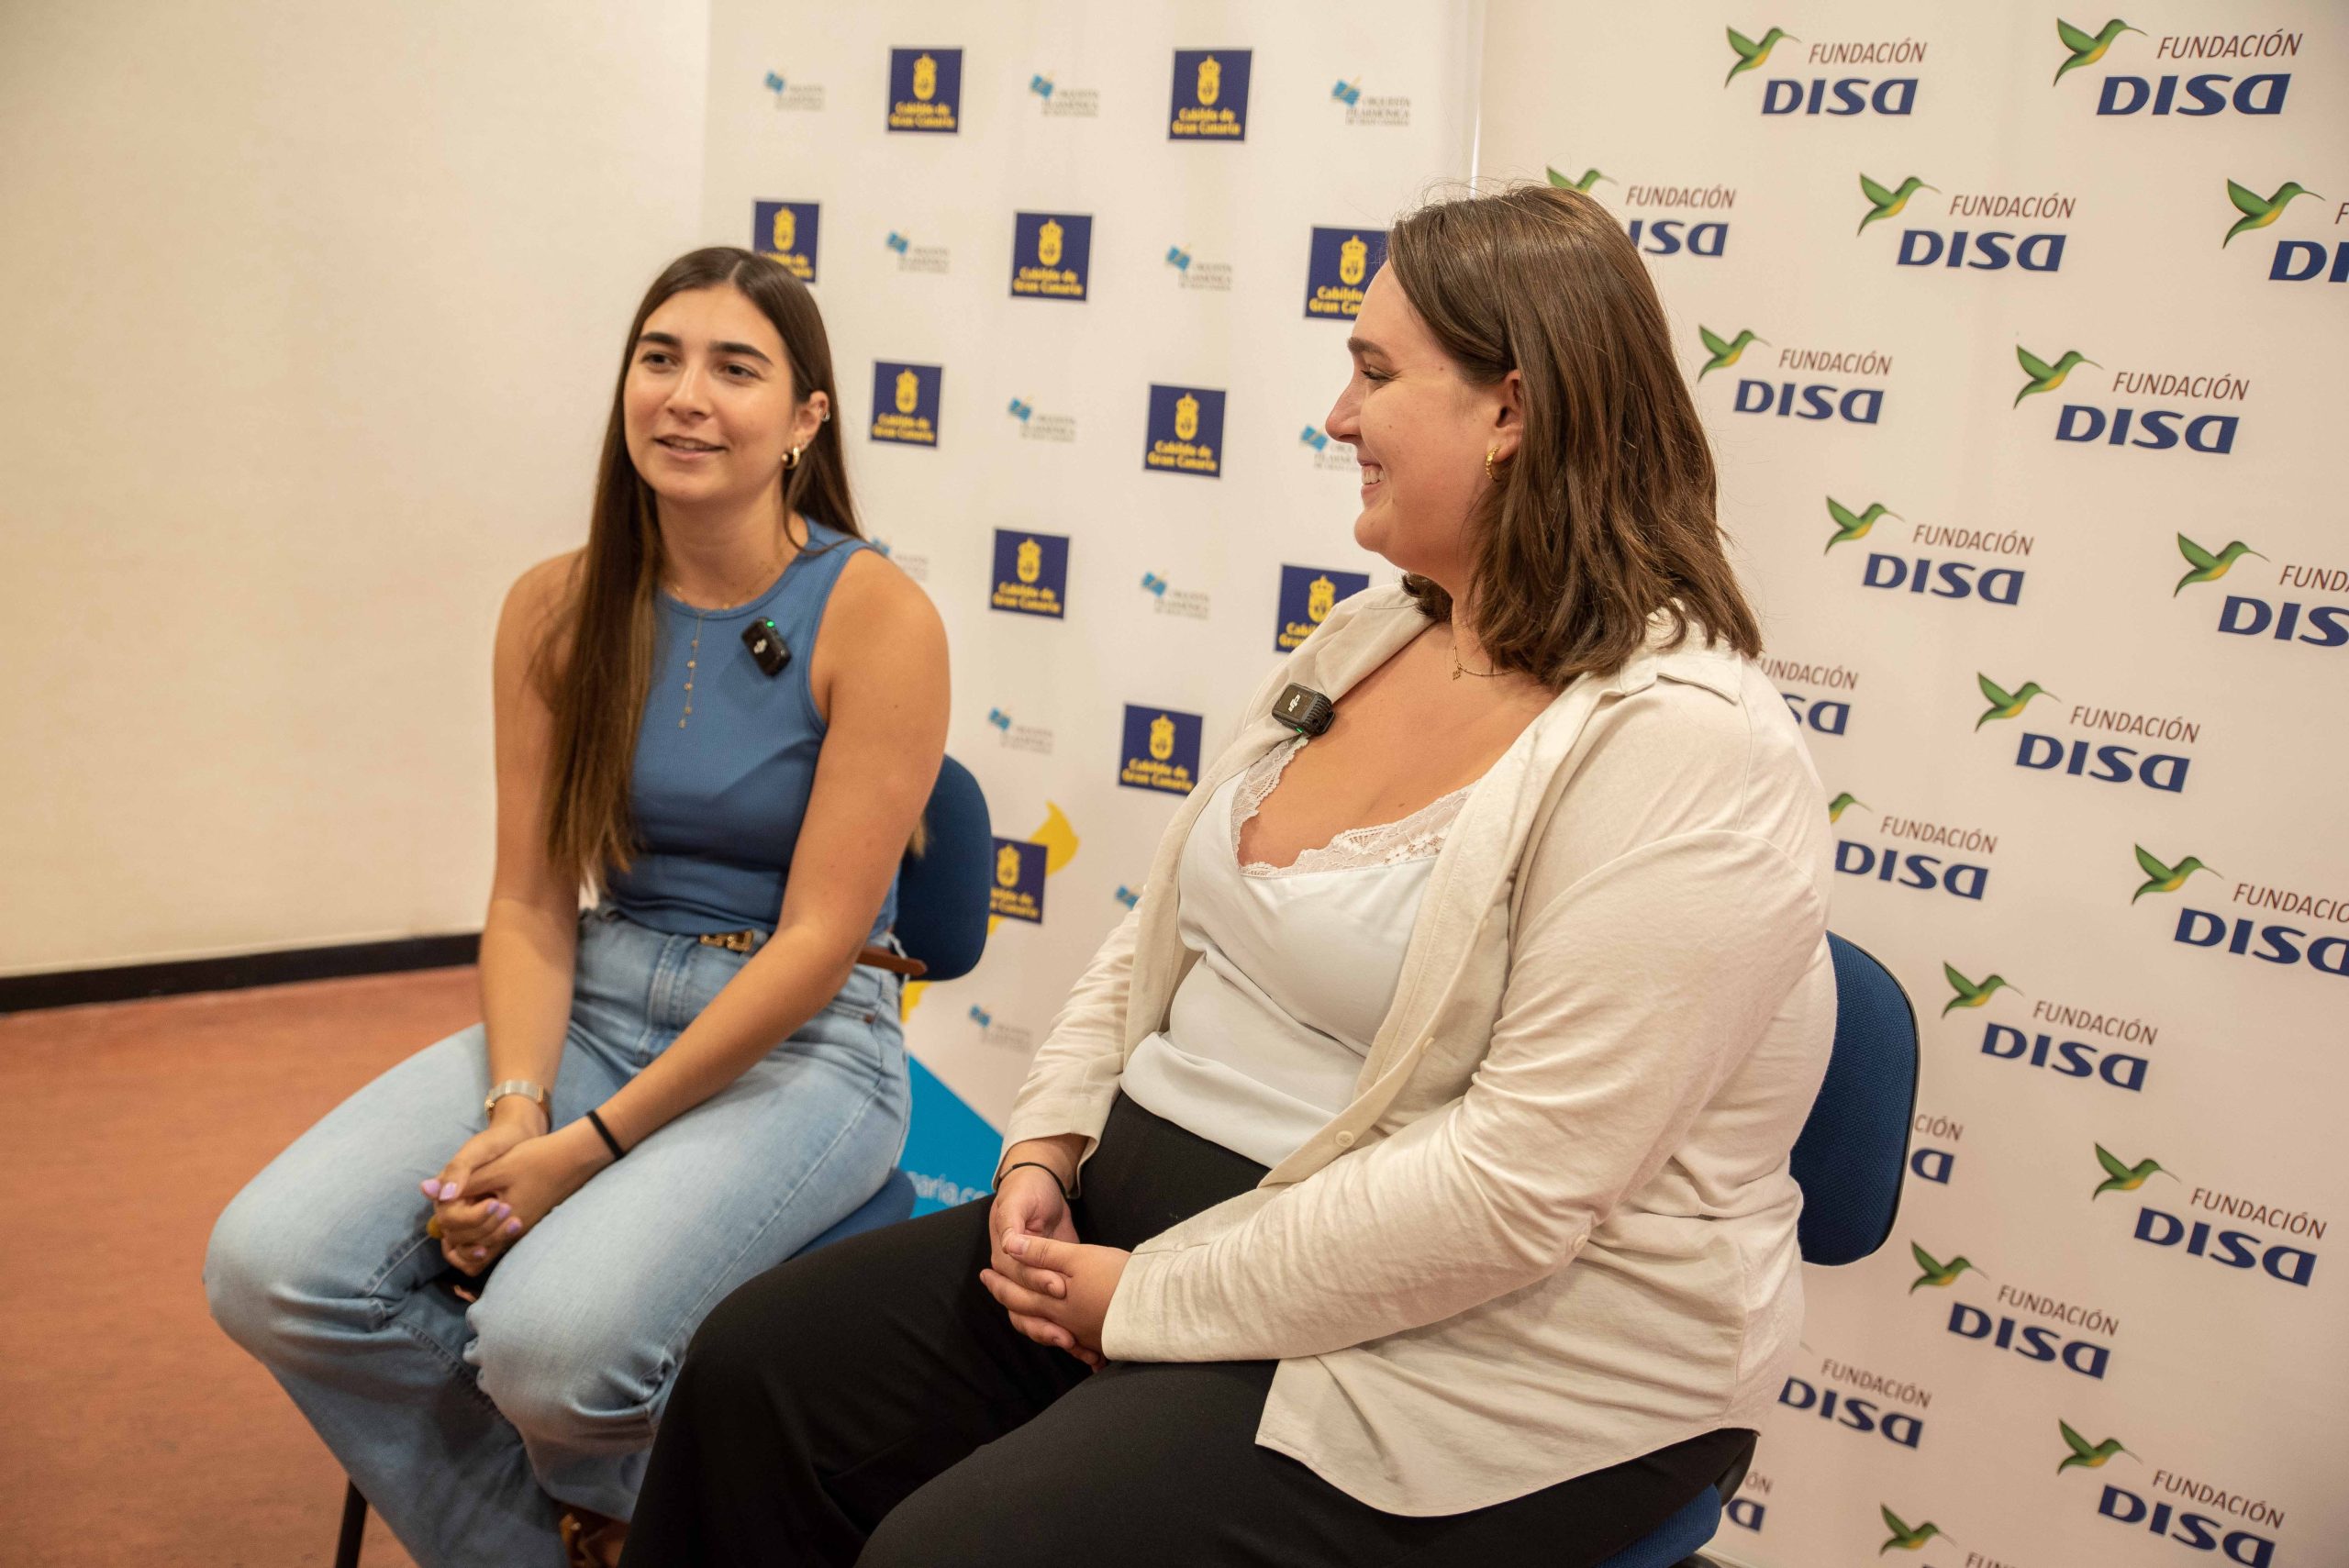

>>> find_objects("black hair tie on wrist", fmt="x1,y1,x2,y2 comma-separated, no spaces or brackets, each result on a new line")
997,1160,1074,1202
584,1107,627,1162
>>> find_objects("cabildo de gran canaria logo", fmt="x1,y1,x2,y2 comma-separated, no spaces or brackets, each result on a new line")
1169,50,1251,140
1855,171,2073,272
988,529,1068,619
1275,564,1369,652
2052,16,2301,119
1943,961,2160,1096
2174,531,2349,650
1909,1236,2117,1380
868,361,941,447
1698,323,1887,426
1143,384,1225,477
2221,174,2346,283
989,836,1047,924
1551,164,1735,260
2014,342,2244,454
1723,24,1923,116
1009,213,1092,302
752,201,819,283
1828,496,2028,608
1118,706,1203,795
1303,228,1387,320
886,48,961,134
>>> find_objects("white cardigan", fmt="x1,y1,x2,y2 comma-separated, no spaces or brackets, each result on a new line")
999,586,1836,1514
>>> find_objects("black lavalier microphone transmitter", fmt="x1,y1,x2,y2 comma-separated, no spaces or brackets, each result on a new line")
1274,684,1335,738
742,617,792,677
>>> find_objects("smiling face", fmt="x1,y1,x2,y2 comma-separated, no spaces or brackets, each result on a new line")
622,284,828,513
1323,269,1518,597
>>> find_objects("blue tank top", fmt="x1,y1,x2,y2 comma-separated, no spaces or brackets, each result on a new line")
606,519,898,941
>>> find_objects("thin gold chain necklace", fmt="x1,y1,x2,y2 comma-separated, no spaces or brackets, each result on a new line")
674,531,792,729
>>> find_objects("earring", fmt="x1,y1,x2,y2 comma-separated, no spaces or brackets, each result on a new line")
1484,447,1498,482
782,444,803,471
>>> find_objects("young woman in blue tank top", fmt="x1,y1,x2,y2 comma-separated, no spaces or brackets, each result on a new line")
205,248,948,1568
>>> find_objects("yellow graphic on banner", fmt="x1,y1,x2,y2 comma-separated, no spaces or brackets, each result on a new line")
1197,55,1221,106
1038,218,1063,268
1016,538,1042,584
912,52,937,101
1174,394,1199,441
771,207,796,253
1149,713,1176,762
1308,573,1337,622
995,844,1022,888
1339,235,1368,285
871,364,938,446
907,803,1079,1019
895,369,919,415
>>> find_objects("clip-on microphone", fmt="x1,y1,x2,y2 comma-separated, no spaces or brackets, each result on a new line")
1274,683,1335,738
741,617,792,677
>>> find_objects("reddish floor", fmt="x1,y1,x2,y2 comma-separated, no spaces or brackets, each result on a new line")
0,969,493,1567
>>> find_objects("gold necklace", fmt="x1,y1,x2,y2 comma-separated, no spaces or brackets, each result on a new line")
674,531,792,728
1450,639,1501,680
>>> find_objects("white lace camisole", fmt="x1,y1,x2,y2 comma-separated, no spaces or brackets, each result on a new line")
1119,734,1475,1168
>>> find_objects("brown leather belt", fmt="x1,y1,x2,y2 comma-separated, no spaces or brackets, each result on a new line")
696,928,928,978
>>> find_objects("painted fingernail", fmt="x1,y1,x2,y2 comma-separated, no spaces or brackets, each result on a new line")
420,1178,440,1197
440,1181,462,1201
469,1245,486,1259
491,1202,510,1218
503,1218,521,1236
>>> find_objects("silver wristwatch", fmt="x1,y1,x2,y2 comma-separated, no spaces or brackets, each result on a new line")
484,1079,549,1118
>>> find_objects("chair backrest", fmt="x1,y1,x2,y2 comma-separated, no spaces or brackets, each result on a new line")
892,755,992,983
1788,933,1919,1266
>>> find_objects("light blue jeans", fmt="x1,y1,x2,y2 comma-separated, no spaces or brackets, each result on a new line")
205,906,909,1568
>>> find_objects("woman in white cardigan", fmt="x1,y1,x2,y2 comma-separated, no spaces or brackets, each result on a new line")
621,183,1834,1568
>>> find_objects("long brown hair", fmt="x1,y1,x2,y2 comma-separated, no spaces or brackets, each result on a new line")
540,248,859,892
1383,183,1762,686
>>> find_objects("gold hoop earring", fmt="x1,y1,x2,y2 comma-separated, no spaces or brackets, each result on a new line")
1484,447,1498,482
782,444,803,472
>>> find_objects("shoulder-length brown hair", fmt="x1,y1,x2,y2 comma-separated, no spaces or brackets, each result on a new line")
540,247,859,892
1384,183,1761,686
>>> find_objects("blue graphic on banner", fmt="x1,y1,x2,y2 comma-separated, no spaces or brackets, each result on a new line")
900,1053,1001,1216
1118,705,1203,795
1143,384,1226,477
989,838,1047,923
1275,564,1371,651
886,48,961,133
989,529,1070,617
752,201,819,283
1170,49,1252,139
1304,227,1386,319
870,361,942,446
1010,212,1092,301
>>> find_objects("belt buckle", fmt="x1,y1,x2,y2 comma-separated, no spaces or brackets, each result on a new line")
698,929,759,954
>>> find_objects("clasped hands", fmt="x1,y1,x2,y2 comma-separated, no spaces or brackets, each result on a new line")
981,1162,1130,1370
421,1099,607,1277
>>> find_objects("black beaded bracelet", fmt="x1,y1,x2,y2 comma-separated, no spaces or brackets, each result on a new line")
996,1160,1074,1201
584,1107,627,1162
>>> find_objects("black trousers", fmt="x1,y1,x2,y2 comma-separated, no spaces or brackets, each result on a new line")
621,1095,1753,1568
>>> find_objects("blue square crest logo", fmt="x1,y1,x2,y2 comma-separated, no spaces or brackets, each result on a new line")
1304,227,1386,320
1169,49,1251,139
752,201,820,283
988,838,1047,924
989,529,1070,618
1010,212,1092,301
870,361,942,446
1143,384,1226,478
1275,564,1371,651
887,48,962,133
1119,706,1204,795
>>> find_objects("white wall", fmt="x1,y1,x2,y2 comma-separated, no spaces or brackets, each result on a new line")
0,0,710,973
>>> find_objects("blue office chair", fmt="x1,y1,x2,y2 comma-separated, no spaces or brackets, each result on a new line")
1592,932,1920,1568
332,758,992,1566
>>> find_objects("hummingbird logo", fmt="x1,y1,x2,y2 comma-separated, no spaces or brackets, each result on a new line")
1698,326,1767,379
1725,27,1797,86
1828,792,1867,823
2059,1419,2136,1473
1858,173,1937,236
2093,1143,2176,1199
1909,1241,1982,1293
1942,963,2020,1017
1879,1505,1950,1553
2014,345,2099,406
1547,166,1612,194
2132,845,2217,903
1826,498,1900,552
1976,673,2055,729
2223,180,2321,248
2175,534,2264,595
2053,18,2141,85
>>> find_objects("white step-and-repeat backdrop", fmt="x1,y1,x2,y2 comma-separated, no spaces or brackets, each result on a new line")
702,5,2343,1563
